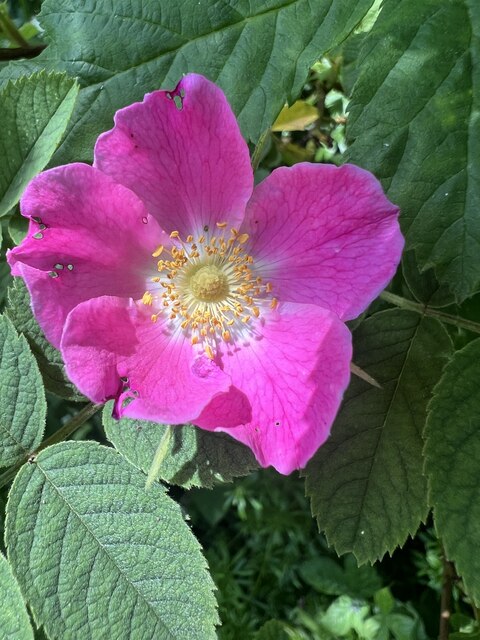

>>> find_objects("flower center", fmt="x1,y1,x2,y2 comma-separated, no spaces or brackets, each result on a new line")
188,264,229,302
141,223,277,358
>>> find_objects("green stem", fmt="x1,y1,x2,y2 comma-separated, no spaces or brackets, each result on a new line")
380,291,480,335
0,44,46,60
0,402,102,489
439,554,456,640
0,4,30,48
251,129,271,172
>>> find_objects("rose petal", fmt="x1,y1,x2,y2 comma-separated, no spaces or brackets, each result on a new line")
61,296,231,423
8,164,167,347
243,163,403,321
94,74,253,236
195,303,352,474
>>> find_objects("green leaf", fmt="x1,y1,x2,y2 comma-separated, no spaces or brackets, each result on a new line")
0,70,79,217
300,555,381,598
253,620,291,640
0,0,373,163
103,403,258,489
345,0,480,302
0,314,45,468
425,338,480,605
303,310,452,563
0,552,34,640
5,441,218,639
402,251,456,309
5,279,83,401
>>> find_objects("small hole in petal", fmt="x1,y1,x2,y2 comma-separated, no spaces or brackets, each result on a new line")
54,263,64,270
32,216,42,223
173,94,183,110
166,92,173,100
180,88,185,98
48,271,59,278
142,217,148,224
274,421,280,427
203,225,209,232
120,376,129,383
33,232,43,239
38,223,47,230
67,264,74,271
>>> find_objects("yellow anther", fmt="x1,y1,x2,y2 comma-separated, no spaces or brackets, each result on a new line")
242,315,250,323
152,245,164,257
205,344,214,360
191,335,199,345
252,306,260,317
142,291,153,306
237,233,249,244
170,230,180,239
216,221,227,228
270,297,278,310
266,282,273,293
222,330,231,342
186,235,193,243
151,314,158,323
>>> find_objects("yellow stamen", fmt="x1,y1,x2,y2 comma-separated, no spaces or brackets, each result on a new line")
152,245,164,258
142,291,153,306
205,344,214,360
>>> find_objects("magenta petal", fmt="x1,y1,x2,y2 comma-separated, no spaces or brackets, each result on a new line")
8,163,166,347
243,163,404,321
195,303,352,474
94,74,253,236
61,296,231,423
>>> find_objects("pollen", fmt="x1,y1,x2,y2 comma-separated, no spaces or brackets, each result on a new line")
142,224,275,358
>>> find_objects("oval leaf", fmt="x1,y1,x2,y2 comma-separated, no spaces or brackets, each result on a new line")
103,403,258,489
303,310,453,563
0,314,46,468
0,0,372,163
0,70,79,217
425,338,480,605
346,0,480,302
5,441,218,639
0,552,33,640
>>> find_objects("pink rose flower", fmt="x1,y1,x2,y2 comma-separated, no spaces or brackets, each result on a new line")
8,74,403,474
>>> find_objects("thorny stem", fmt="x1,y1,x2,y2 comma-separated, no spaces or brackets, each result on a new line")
251,128,271,172
439,554,456,640
0,402,102,490
380,291,480,335
0,4,30,48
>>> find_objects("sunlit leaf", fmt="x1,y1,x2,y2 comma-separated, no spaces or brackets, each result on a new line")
103,403,258,489
0,71,78,217
0,0,373,163
6,442,218,639
0,552,33,640
0,314,45,468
